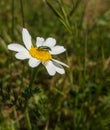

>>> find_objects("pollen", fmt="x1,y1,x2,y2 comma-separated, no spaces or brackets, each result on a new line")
29,47,52,61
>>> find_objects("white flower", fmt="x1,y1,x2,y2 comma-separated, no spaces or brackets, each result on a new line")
8,28,69,76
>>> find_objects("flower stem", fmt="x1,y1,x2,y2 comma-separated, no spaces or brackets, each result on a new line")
28,68,37,89
25,108,32,130
25,68,37,130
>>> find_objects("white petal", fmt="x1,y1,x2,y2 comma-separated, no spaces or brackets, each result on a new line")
8,43,28,52
50,46,66,55
36,37,44,47
28,58,41,68
43,61,56,76
52,59,69,68
22,28,32,50
43,37,56,48
15,52,31,60
52,61,65,74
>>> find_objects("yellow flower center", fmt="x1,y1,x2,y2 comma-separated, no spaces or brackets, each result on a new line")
29,47,52,61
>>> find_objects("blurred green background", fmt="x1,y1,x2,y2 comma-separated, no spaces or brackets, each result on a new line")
0,0,110,130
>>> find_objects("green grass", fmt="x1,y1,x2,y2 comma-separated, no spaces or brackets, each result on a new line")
0,0,110,130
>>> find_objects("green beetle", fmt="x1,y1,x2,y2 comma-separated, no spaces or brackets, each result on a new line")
38,46,51,51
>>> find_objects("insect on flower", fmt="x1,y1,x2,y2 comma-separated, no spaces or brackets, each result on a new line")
8,28,69,76
38,46,51,51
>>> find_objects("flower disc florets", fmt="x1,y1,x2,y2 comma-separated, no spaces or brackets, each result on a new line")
29,47,52,61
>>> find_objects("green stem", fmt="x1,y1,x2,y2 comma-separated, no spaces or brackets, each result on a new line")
28,68,37,89
84,29,88,82
25,68,37,130
69,0,81,16
20,0,25,27
25,108,32,130
12,0,14,35
24,68,37,101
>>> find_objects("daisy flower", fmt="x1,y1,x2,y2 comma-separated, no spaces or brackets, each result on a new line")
8,28,69,76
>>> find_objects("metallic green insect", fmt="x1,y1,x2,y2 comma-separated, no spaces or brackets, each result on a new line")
38,46,51,51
